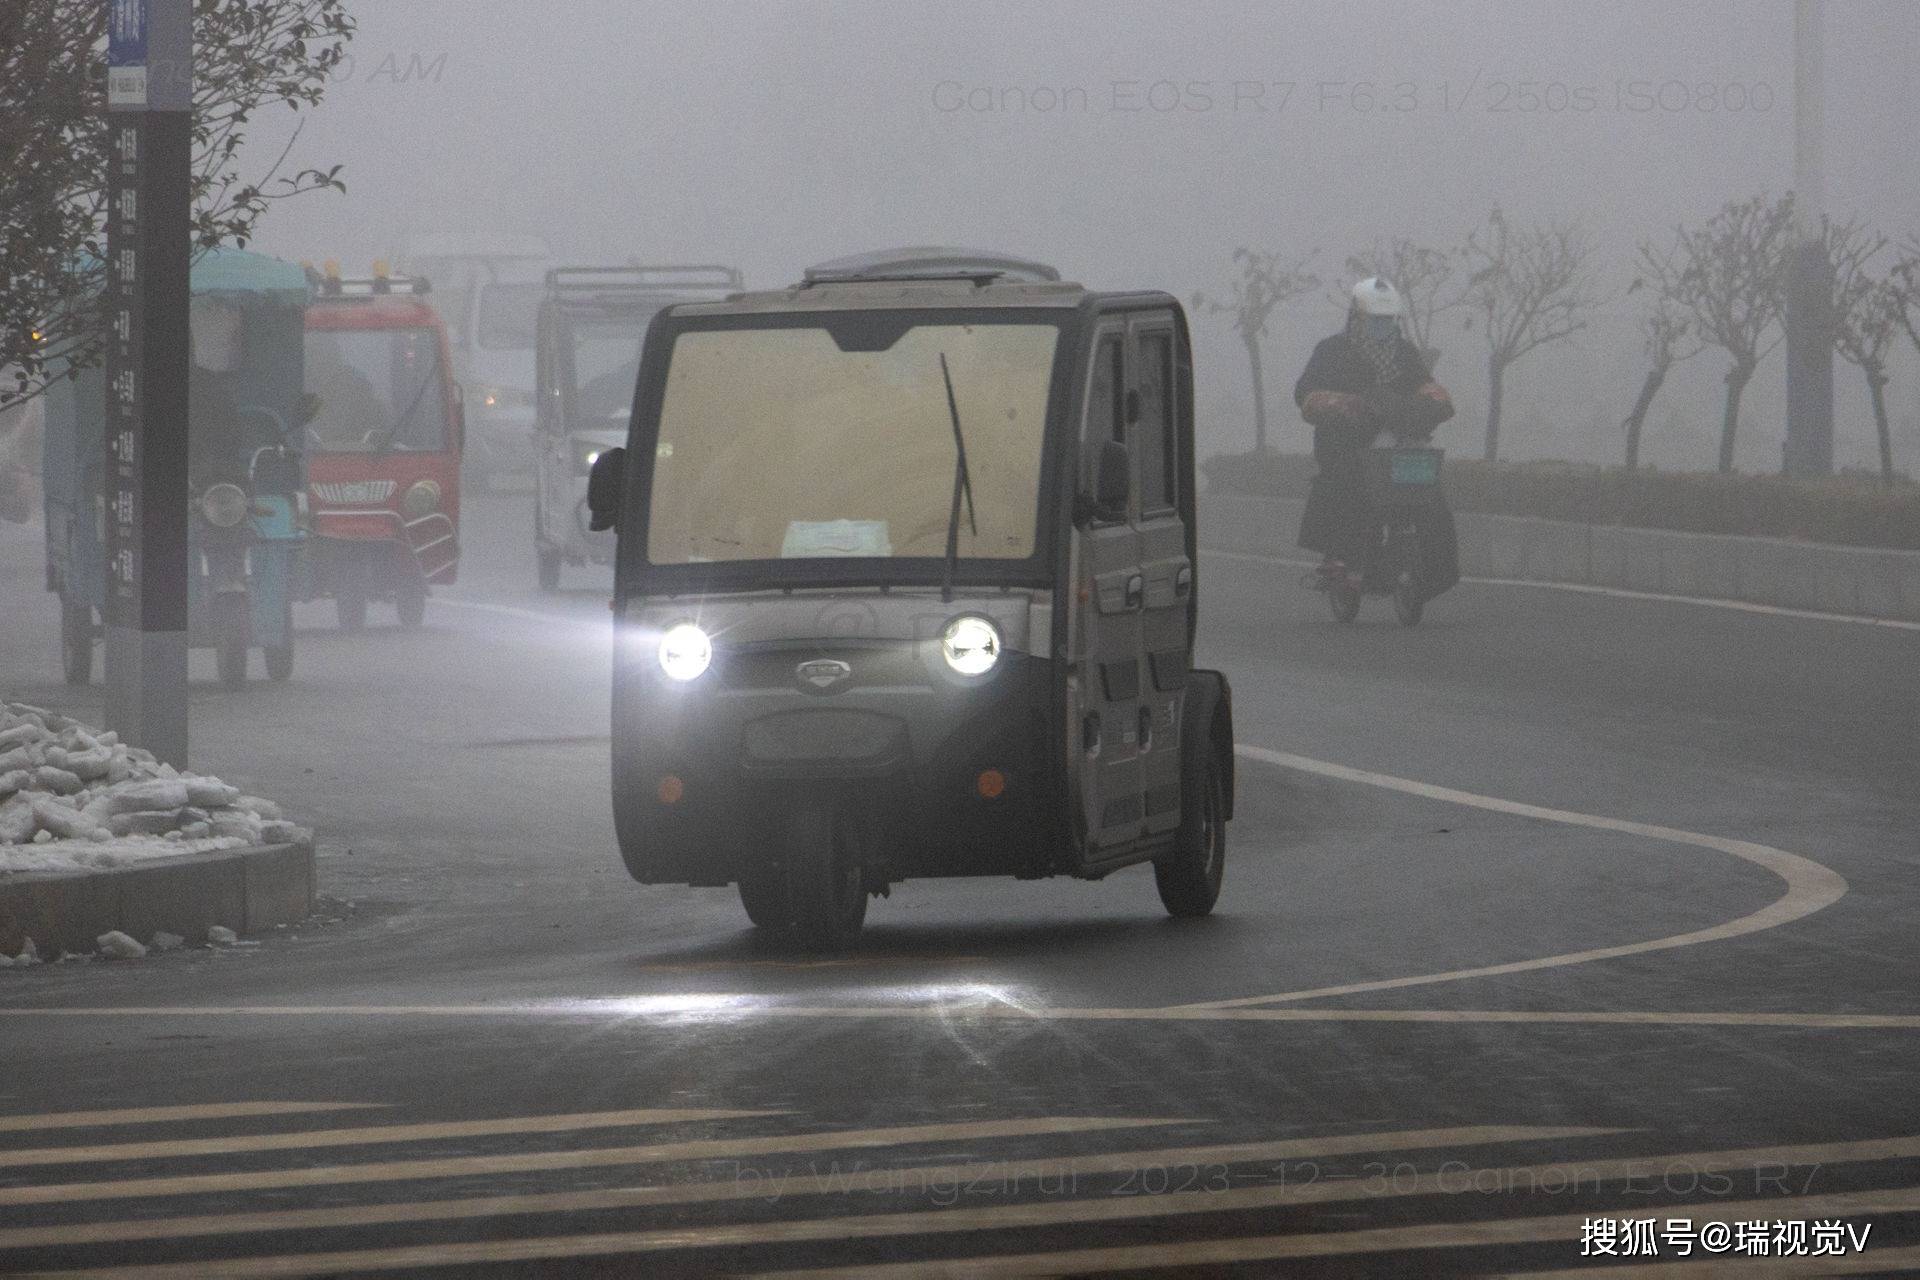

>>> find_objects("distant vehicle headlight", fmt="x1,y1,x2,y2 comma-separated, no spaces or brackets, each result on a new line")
199,482,249,528
942,615,1001,676
658,623,712,682
402,479,441,519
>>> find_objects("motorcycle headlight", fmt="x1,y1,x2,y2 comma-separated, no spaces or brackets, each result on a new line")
658,623,712,682
199,482,249,528
942,615,1001,676
402,479,441,519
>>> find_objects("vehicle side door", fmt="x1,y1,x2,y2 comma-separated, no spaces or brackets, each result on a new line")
1070,321,1148,855
1129,314,1191,837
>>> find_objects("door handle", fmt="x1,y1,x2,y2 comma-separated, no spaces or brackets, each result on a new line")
1125,574,1144,610
1174,565,1192,596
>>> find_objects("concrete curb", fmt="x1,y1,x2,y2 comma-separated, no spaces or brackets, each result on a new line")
1201,494,1920,623
0,841,314,957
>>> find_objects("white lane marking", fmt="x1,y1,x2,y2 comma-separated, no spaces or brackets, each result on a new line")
0,1125,1601,1252
1204,546,1920,631
0,1102,383,1133
1175,747,1850,1011
433,596,608,628
0,1108,777,1170
0,1003,1914,1029
0,1117,1177,1209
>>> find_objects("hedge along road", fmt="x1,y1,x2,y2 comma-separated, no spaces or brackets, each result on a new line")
0,494,1915,1278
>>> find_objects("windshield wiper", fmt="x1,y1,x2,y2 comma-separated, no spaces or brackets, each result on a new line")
938,351,977,603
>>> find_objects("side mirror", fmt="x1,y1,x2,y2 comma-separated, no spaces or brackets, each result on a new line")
1076,439,1131,525
585,445,625,532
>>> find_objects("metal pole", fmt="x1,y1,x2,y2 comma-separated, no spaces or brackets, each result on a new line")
104,0,192,764
1784,0,1834,477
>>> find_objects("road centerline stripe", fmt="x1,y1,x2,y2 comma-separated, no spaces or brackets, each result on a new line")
0,1103,383,1134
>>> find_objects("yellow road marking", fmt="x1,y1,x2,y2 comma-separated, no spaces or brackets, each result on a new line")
0,1125,1608,1252
30,1154,1920,1279
1504,1243,1920,1277
744,1182,1920,1279
1178,746,1850,1010
0,1116,1178,1208
0,1107,776,1169
0,1103,382,1134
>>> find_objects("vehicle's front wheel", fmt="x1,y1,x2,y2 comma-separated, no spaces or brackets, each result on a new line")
60,601,93,686
784,804,867,950
214,593,251,690
1155,745,1226,918
1326,577,1361,624
737,869,793,930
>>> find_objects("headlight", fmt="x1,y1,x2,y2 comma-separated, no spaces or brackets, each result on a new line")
199,483,249,528
941,615,1001,676
402,479,441,519
658,623,712,681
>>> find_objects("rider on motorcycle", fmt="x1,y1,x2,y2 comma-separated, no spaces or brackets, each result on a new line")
1294,277,1453,584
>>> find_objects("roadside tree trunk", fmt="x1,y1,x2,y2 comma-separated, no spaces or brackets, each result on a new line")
1622,364,1669,471
1483,354,1506,462
1866,366,1895,485
1718,361,1755,474
1244,334,1269,453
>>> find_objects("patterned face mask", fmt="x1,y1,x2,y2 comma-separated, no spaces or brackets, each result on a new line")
1362,314,1399,343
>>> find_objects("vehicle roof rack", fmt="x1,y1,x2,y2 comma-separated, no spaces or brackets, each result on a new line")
545,264,743,293
800,247,1061,286
305,267,431,297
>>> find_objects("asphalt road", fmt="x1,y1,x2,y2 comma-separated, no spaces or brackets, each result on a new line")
0,492,1915,1278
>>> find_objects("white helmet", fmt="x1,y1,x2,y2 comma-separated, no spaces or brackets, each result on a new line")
1350,277,1405,318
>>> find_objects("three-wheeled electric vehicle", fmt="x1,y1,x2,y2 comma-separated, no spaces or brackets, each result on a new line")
44,248,311,690
533,264,743,590
301,263,463,630
586,248,1235,947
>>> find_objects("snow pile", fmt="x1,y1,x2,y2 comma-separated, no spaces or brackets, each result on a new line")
0,702,310,876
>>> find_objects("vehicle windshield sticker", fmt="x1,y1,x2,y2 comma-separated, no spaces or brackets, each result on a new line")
780,520,892,558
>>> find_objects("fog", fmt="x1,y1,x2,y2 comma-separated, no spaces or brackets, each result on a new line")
255,0,1920,472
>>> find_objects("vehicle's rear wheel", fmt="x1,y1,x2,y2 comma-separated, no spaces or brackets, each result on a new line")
1393,573,1425,627
737,869,793,930
335,554,368,632
784,804,867,951
1155,745,1226,918
395,575,427,629
1326,577,1361,624
60,601,93,686
214,593,250,690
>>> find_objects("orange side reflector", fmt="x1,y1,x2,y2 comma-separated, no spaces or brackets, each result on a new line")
658,775,685,805
976,769,1006,800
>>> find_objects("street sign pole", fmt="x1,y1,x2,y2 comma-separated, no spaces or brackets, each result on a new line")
1783,0,1834,477
104,0,192,764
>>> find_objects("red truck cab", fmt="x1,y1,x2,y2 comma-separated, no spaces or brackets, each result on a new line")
302,263,462,629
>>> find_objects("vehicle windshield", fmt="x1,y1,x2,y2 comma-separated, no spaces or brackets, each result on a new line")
561,311,662,429
304,327,448,453
477,282,545,351
645,320,1058,565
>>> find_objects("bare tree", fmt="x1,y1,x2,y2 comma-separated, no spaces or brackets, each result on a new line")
1620,235,1705,470
1457,208,1601,462
1827,219,1902,484
1669,194,1795,474
1,0,354,407
1343,238,1457,371
1891,239,1920,364
1193,249,1319,453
